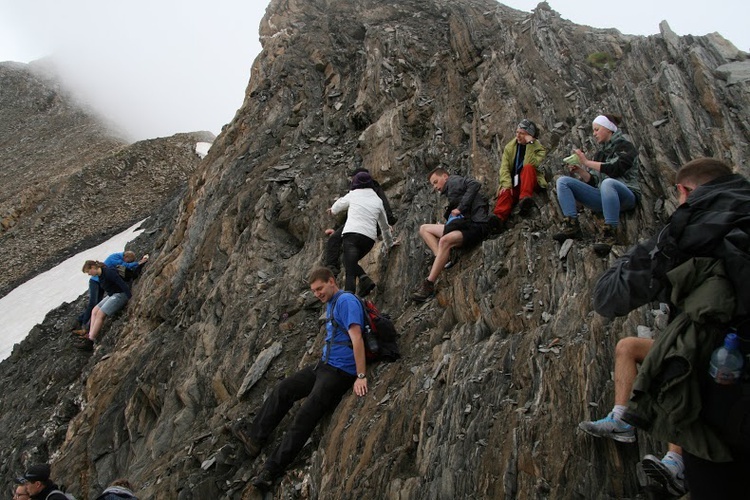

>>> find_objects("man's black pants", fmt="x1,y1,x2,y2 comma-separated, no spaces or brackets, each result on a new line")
249,363,355,474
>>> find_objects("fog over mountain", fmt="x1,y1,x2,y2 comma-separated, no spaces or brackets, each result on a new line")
1,0,748,140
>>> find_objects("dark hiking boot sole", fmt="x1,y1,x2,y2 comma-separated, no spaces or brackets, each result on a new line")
518,197,534,216
251,469,277,491
74,338,94,352
229,421,262,459
638,457,687,497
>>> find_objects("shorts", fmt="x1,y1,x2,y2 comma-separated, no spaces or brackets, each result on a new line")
97,292,129,316
443,219,489,248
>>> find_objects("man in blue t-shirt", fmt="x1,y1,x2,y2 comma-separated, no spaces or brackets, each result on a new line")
231,267,367,491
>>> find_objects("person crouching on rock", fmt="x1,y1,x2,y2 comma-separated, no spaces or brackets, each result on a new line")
76,260,132,351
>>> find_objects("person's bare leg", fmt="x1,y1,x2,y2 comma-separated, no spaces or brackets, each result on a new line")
418,224,444,256
613,337,654,405
427,231,463,282
578,336,653,443
88,306,105,341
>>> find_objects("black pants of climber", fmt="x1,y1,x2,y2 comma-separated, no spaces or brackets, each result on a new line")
341,232,375,293
249,363,355,475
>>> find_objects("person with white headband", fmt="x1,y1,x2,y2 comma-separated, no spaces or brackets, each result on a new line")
553,113,641,254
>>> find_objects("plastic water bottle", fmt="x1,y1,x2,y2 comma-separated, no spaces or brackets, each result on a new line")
708,333,744,385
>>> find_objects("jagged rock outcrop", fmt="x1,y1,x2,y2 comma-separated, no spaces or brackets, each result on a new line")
0,61,214,295
2,0,750,499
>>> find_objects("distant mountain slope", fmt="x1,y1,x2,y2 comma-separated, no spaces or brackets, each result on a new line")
0,61,214,295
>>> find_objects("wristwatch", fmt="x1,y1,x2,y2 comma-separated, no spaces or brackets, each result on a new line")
357,373,366,379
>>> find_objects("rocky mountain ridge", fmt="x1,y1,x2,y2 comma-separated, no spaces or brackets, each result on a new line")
2,1,750,499
0,60,214,295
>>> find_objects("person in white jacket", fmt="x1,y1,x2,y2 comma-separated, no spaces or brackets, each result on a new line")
329,171,394,294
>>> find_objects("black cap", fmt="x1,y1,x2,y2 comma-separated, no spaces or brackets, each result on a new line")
517,118,539,138
23,464,51,482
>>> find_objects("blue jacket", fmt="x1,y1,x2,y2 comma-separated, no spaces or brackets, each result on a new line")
91,252,140,283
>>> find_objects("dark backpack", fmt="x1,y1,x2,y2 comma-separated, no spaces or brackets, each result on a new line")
327,292,400,363
359,297,400,362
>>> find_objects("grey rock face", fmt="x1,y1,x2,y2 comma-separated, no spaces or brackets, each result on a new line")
2,0,750,499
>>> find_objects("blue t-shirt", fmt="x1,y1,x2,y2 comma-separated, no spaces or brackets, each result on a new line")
321,291,364,375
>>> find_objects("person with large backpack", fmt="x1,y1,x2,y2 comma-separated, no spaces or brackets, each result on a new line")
591,158,750,498
230,268,368,492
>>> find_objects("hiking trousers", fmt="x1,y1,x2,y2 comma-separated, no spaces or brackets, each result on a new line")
493,164,539,221
556,176,636,226
250,363,355,475
341,232,375,293
78,279,104,327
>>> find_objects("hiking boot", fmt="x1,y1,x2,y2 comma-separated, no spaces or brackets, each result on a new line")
552,217,582,243
74,338,94,352
230,420,262,459
411,279,435,302
251,468,277,491
593,224,619,256
357,274,376,297
518,197,534,216
639,454,687,497
488,215,505,236
578,412,636,443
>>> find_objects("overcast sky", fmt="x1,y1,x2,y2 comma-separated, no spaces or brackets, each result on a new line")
1,0,747,141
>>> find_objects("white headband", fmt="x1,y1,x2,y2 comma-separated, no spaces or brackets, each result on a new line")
593,115,618,133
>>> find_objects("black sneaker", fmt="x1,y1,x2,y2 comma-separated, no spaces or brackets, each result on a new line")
230,420,262,459
552,217,582,243
74,338,94,352
357,275,376,297
251,468,277,491
411,279,435,302
518,197,534,216
488,215,505,235
593,225,620,256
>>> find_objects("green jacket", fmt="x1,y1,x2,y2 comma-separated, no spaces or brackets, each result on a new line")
588,131,641,199
626,257,736,462
498,138,547,190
